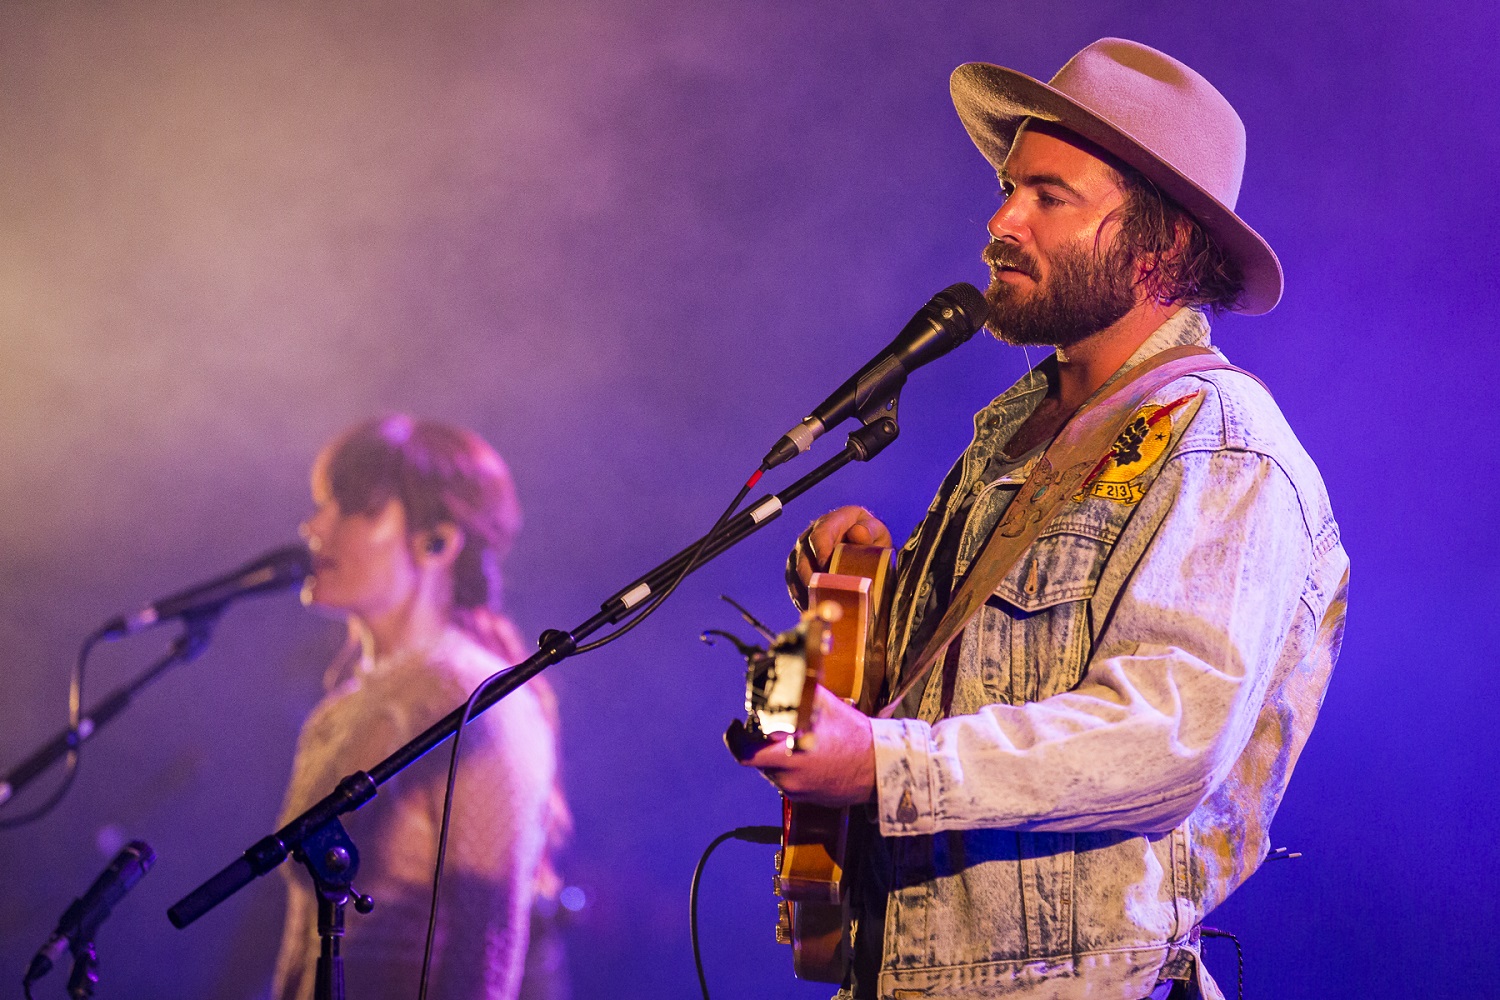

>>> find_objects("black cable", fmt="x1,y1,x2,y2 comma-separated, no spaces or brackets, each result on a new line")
416,660,514,1000
0,751,78,831
0,628,106,830
1200,927,1244,1000
690,825,780,1000
691,830,738,1000
572,468,765,655
416,467,767,996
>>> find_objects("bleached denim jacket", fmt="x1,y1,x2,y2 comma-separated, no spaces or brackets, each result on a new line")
851,309,1349,1000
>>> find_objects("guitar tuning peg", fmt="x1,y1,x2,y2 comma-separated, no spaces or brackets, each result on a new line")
720,594,778,641
700,629,764,658
814,600,844,623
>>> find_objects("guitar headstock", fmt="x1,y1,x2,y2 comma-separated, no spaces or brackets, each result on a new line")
738,601,842,752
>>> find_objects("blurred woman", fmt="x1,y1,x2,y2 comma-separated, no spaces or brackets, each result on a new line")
271,415,568,1000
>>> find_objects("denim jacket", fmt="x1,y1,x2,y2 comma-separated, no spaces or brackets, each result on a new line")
851,309,1349,999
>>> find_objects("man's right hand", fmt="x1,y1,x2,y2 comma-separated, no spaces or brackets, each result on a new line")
784,505,892,609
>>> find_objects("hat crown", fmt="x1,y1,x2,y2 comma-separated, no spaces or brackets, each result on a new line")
1049,38,1245,209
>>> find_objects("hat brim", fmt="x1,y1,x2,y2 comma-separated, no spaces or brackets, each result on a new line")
951,62,1283,315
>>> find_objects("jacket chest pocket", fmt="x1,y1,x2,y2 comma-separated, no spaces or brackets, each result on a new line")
972,527,1112,705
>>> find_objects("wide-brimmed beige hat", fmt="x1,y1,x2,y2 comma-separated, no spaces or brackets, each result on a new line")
951,38,1281,314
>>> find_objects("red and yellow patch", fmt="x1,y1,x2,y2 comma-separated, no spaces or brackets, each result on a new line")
1075,392,1200,504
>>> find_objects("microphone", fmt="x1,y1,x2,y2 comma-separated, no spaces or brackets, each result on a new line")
102,544,312,639
761,283,990,469
25,841,156,986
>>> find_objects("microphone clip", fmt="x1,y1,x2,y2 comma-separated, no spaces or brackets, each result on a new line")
846,405,902,464
65,940,100,999
854,385,901,430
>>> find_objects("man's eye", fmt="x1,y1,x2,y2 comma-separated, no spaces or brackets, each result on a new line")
1037,191,1064,207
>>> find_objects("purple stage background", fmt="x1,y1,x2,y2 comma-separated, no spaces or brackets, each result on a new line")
2,2,1495,997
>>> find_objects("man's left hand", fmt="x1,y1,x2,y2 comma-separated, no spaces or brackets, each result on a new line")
725,686,877,807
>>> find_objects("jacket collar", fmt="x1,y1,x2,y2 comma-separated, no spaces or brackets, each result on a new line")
1096,307,1214,399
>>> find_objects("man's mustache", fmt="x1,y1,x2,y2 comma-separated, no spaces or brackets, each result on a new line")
982,241,1041,280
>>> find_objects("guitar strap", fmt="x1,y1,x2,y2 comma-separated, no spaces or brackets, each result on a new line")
876,345,1257,719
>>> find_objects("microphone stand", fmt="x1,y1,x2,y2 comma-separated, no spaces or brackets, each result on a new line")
167,410,903,961
1,609,223,812
295,817,374,1000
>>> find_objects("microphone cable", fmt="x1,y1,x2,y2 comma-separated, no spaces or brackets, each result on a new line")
416,655,520,1000
416,466,768,999
690,825,781,1000
572,465,768,655
0,626,108,830
1200,927,1244,1000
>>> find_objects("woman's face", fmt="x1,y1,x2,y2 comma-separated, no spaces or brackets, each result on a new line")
300,487,421,622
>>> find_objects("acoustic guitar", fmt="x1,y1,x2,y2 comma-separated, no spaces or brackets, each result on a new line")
737,542,895,983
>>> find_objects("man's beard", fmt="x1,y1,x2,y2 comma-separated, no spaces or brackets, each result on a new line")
982,236,1137,348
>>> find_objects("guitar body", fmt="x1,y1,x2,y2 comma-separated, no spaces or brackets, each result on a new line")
775,542,894,982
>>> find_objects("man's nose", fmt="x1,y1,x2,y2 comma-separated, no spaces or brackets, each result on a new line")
987,203,1025,244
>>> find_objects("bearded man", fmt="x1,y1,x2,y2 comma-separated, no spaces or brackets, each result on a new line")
731,39,1348,1000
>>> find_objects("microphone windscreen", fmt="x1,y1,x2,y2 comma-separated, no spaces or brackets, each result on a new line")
937,282,991,333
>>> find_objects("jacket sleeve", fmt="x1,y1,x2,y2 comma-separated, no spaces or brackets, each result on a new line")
869,445,1316,836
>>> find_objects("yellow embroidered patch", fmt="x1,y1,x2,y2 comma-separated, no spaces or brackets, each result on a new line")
1085,403,1176,504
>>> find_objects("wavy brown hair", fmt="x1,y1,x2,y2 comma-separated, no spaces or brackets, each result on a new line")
316,415,527,657
1110,165,1246,312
